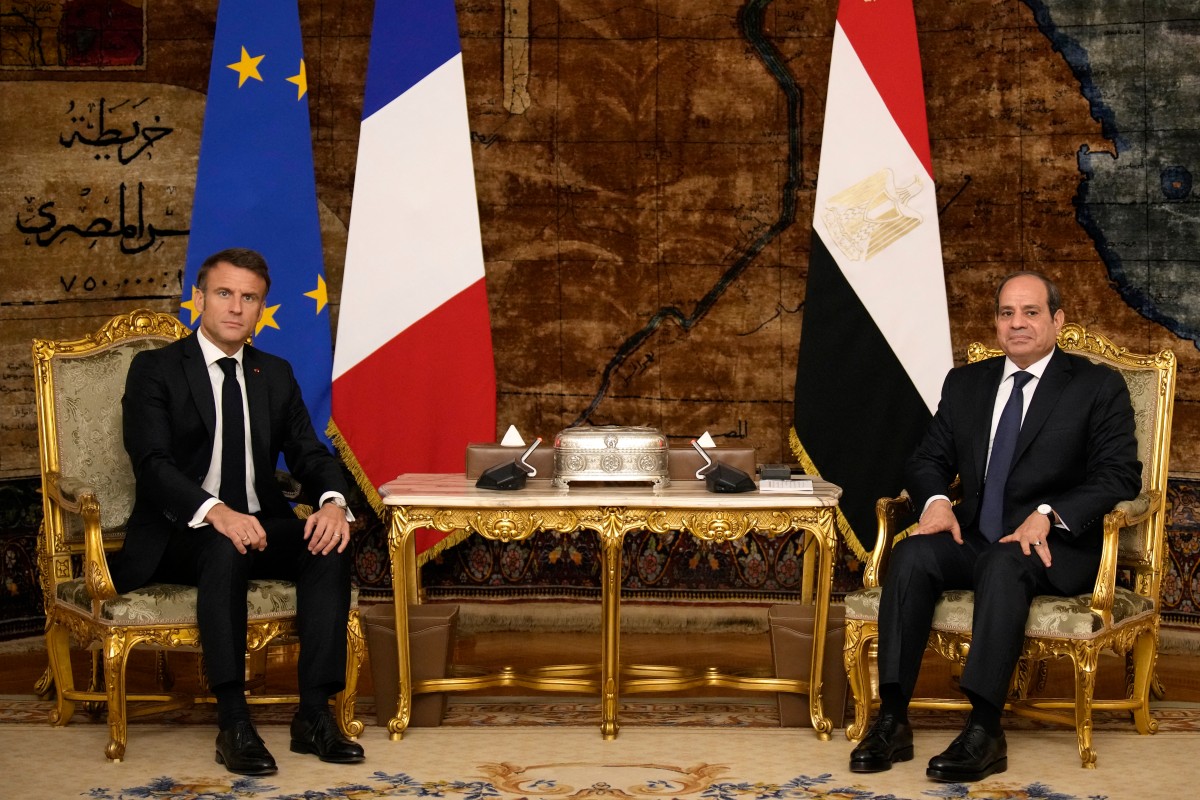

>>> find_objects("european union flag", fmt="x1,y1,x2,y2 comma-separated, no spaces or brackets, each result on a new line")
181,0,333,445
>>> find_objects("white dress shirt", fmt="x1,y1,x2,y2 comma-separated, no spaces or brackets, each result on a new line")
188,332,351,527
188,332,259,527
923,349,1066,529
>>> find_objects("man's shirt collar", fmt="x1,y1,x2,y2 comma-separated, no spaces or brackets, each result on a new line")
1002,348,1054,383
196,329,245,369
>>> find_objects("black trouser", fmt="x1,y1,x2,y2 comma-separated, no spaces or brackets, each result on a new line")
151,515,351,692
875,528,1075,710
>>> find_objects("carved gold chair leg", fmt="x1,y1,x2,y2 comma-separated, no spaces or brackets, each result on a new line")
1073,648,1100,769
81,649,105,718
1009,656,1049,701
195,653,210,693
843,619,875,741
1129,629,1159,735
337,608,365,738
245,646,270,694
34,665,54,699
1009,658,1032,700
74,648,96,717
1128,647,1167,704
156,651,174,691
45,617,76,726
103,630,135,763
1151,671,1167,701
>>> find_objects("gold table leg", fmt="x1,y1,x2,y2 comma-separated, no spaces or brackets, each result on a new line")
386,512,415,740
599,520,623,739
806,520,835,738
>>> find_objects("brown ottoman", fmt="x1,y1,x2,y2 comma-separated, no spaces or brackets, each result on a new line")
768,603,849,728
362,602,458,727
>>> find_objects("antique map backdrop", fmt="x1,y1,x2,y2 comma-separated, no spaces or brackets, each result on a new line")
2,1,1200,630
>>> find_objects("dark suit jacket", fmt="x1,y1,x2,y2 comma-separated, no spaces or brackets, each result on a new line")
906,347,1141,593
112,333,348,593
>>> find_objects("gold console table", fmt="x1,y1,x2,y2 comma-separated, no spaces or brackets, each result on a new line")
379,473,842,740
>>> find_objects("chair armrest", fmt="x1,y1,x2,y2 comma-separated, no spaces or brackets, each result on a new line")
1087,489,1162,627
276,469,321,520
1107,490,1158,530
866,478,962,589
47,472,87,513
45,472,119,602
276,469,304,502
867,493,913,588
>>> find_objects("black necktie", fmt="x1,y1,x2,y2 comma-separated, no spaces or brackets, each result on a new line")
979,370,1033,541
217,357,248,514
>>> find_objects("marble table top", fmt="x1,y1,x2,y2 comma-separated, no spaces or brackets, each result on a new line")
379,473,842,509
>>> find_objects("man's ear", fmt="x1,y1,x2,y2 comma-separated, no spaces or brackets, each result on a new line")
192,285,204,314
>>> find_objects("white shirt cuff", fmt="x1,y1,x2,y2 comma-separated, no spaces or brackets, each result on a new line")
922,494,951,516
189,497,222,528
318,491,355,522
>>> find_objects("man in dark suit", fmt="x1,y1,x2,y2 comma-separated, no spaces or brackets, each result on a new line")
112,247,364,775
848,272,1140,782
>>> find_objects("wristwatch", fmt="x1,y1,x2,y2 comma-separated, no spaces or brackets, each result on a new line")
323,496,348,510
1036,503,1053,518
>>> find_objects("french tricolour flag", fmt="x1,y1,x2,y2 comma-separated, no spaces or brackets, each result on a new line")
331,1,496,561
792,0,951,558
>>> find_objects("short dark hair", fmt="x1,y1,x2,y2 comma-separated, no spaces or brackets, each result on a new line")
994,270,1061,317
196,248,271,294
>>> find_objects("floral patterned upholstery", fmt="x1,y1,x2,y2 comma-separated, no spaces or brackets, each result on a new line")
845,585,1155,639
1116,367,1157,560
52,339,162,541
54,580,361,627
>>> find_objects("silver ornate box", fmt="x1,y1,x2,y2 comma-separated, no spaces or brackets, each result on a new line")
552,425,669,489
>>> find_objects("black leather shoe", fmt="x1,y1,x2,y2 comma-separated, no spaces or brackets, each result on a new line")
290,710,365,763
849,713,914,773
926,722,1007,782
215,720,277,776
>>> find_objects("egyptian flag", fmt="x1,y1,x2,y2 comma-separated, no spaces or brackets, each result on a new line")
792,0,951,558
330,0,496,562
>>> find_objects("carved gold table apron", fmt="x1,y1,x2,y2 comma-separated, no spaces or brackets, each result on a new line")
379,473,842,740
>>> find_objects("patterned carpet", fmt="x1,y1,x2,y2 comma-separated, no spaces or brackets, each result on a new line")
4,719,1197,799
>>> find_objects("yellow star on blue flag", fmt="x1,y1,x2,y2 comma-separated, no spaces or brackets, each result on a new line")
180,0,334,446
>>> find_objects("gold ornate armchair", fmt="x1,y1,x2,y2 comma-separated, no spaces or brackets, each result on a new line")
33,308,364,761
842,324,1176,768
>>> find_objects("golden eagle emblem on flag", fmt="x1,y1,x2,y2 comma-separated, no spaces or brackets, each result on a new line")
822,168,925,261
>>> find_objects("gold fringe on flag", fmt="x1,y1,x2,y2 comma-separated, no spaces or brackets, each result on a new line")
789,427,920,563
789,426,869,561
326,418,472,567
327,418,386,519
